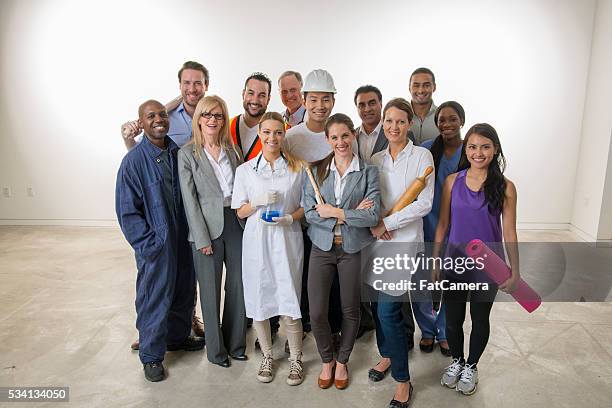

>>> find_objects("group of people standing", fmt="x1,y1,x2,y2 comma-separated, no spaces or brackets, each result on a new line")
116,61,520,408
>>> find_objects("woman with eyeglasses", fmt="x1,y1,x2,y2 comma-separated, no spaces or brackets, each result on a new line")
178,95,247,368
232,112,306,386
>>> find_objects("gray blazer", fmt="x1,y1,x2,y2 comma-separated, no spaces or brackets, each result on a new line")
178,144,243,250
355,126,388,161
303,158,380,254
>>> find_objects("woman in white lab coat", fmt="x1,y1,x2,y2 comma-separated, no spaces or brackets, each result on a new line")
231,112,306,386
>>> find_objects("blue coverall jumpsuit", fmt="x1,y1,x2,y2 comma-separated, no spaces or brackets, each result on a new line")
115,135,195,364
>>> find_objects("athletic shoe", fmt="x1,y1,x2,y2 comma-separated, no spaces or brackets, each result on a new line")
257,355,274,383
286,357,304,386
441,358,463,388
456,363,478,395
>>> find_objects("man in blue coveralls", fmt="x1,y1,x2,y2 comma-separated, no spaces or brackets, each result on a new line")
116,100,204,382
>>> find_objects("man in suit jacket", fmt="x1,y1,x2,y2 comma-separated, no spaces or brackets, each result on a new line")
354,85,417,348
352,85,388,339
354,85,388,165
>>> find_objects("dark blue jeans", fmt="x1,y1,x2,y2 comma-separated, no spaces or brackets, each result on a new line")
372,292,410,382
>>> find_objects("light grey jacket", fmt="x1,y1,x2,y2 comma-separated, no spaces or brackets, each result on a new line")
178,144,243,250
303,158,380,254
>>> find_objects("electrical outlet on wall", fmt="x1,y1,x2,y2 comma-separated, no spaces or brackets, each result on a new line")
27,187,35,197
2,187,11,198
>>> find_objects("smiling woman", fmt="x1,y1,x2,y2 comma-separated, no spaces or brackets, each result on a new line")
231,112,307,386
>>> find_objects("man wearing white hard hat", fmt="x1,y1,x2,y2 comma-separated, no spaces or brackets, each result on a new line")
285,69,336,163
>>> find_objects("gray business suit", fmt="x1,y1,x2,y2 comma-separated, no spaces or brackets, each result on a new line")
355,126,389,162
178,144,246,364
303,159,380,363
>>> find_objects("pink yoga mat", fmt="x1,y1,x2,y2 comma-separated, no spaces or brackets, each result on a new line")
465,239,541,313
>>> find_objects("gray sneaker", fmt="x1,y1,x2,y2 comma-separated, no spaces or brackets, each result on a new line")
456,363,478,395
257,355,274,383
441,358,463,388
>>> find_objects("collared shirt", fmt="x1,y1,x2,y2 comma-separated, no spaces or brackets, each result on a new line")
204,148,235,206
283,105,307,128
409,101,438,146
371,141,434,243
285,122,331,163
238,115,259,157
157,148,177,219
356,122,383,163
167,103,193,147
330,154,360,235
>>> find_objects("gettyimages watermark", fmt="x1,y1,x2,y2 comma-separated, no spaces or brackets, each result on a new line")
360,241,612,303
370,252,490,292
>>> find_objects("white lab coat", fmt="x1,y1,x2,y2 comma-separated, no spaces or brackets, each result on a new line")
231,154,304,321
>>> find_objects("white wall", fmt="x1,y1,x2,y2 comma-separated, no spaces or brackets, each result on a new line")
0,0,601,226
571,0,612,240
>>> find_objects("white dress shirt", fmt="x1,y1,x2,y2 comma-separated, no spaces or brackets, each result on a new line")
370,141,434,244
356,122,383,163
329,154,360,235
204,148,235,206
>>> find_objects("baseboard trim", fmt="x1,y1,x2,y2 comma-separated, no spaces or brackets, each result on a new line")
516,223,570,230
0,219,118,227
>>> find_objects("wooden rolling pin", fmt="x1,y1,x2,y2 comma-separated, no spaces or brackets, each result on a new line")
388,166,433,215
305,166,324,205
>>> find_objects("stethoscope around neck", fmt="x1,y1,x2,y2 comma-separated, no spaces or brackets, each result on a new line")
253,152,288,177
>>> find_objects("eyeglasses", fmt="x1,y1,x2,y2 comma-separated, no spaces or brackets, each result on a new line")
201,112,224,121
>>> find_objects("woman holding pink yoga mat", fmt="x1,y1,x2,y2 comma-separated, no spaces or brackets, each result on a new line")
432,123,519,395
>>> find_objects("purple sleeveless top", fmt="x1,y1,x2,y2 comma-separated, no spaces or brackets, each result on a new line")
445,170,504,280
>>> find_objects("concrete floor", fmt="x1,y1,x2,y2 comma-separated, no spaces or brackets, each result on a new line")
1,226,611,407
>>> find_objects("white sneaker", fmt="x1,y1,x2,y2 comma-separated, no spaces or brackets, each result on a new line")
441,358,463,388
286,357,304,386
456,363,478,395
257,355,274,383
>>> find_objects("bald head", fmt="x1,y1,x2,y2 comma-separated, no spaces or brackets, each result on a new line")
138,99,164,118
137,99,169,142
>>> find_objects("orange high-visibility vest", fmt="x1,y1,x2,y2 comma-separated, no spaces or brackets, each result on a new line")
230,115,262,161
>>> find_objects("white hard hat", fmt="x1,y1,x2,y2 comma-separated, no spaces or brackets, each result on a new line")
302,69,337,93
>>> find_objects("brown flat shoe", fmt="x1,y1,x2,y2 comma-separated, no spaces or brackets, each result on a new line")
318,363,336,389
335,365,349,390
131,340,139,350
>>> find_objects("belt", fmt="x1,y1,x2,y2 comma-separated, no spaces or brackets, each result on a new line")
333,235,343,246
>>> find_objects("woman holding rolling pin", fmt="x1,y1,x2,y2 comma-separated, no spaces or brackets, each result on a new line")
433,123,519,395
367,98,434,407
303,113,380,390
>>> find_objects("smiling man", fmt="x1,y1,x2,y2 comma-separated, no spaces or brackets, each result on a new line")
229,72,272,161
121,61,210,150
284,69,336,163
408,67,438,145
116,100,204,382
354,85,388,164
278,70,306,128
